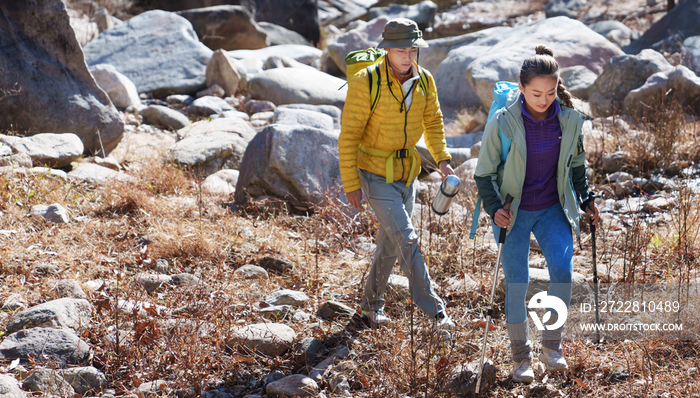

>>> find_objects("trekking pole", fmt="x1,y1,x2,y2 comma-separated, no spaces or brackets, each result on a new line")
591,218,600,344
475,194,513,395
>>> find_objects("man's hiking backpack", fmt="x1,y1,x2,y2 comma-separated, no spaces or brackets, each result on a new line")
468,81,519,239
343,48,433,117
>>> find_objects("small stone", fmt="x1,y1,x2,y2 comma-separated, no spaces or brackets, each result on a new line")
258,256,295,275
265,374,319,398
234,264,269,279
171,273,201,286
166,95,195,106
134,273,173,293
93,156,121,171
51,279,88,299
6,298,92,334
228,323,296,357
446,359,497,397
138,380,170,394
23,367,75,396
251,111,274,122
264,370,286,386
264,289,309,308
294,337,328,366
61,366,107,394
31,203,70,223
0,374,27,398
196,84,225,98
245,99,276,114
293,310,312,323
0,327,90,364
155,259,169,274
317,300,355,320
259,305,295,319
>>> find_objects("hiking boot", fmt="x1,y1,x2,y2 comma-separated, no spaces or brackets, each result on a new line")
365,309,391,326
436,312,455,329
539,346,568,372
512,358,535,383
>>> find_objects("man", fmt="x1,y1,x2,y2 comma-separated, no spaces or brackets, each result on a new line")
338,18,455,328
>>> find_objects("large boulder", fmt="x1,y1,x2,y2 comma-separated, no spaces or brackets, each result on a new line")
273,108,334,131
228,44,322,67
322,17,388,76
0,0,123,154
248,68,347,109
589,49,673,118
421,28,511,75
83,10,213,97
623,66,700,116
89,64,141,110
140,105,190,131
0,327,90,365
464,17,624,111
0,374,27,398
544,0,586,18
6,298,92,334
258,21,312,46
0,133,83,168
560,65,598,100
176,6,268,51
206,50,242,97
624,0,700,54
235,124,340,209
166,118,256,174
368,1,437,30
587,20,633,48
682,36,700,75
278,104,342,130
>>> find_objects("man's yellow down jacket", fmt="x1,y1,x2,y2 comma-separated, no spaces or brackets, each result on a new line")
338,58,451,193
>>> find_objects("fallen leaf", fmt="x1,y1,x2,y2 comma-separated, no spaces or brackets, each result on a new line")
575,378,590,390
473,319,497,331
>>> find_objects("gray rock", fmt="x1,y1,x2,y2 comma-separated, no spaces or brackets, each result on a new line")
245,100,276,114
421,29,510,76
278,104,342,130
447,359,497,398
465,17,624,111
138,380,170,394
176,6,267,51
166,118,256,175
31,203,70,224
90,64,141,110
263,55,315,71
544,0,586,18
266,374,319,398
140,105,190,131
154,259,169,274
369,1,437,30
202,169,239,195
624,0,700,54
623,66,700,116
248,68,347,109
171,273,201,286
235,125,340,208
0,374,27,398
682,36,700,75
322,16,388,75
560,65,598,100
273,108,334,131
52,279,87,300
229,323,296,357
258,21,312,46
317,301,355,320
83,10,213,96
228,45,322,66
93,8,116,33
186,96,235,117
0,152,32,169
134,273,173,294
213,110,250,121
309,346,350,382
602,151,630,173
197,84,225,98
22,368,75,397
68,8,98,46
6,298,92,334
258,256,295,275
264,289,310,308
607,171,633,183
206,50,242,97
68,162,133,184
264,370,286,386
0,327,90,364
587,20,633,48
233,264,269,279
0,133,83,168
35,263,60,274
260,305,295,320
166,95,195,106
329,374,351,396
61,366,107,395
590,49,673,117
0,0,123,154
294,337,328,366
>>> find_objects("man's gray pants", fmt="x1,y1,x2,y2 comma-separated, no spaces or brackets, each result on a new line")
358,169,445,318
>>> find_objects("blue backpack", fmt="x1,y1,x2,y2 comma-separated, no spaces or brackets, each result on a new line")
468,81,518,240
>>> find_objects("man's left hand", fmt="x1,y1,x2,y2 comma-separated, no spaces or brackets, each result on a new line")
439,160,455,178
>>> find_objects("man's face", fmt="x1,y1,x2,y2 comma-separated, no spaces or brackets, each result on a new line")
386,47,418,75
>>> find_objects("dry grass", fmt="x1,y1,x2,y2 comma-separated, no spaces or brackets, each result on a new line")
1,144,699,397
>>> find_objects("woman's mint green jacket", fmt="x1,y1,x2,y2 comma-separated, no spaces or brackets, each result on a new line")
473,88,595,240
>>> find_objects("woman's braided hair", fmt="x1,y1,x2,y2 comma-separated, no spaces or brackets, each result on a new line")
519,45,575,109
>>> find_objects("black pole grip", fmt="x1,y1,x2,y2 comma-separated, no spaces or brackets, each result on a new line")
498,194,514,244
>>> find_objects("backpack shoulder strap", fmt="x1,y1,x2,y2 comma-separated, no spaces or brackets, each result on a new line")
417,66,435,97
367,63,382,117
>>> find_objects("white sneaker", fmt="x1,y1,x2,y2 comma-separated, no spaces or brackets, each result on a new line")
436,312,455,329
366,309,391,326
539,347,568,372
512,358,535,383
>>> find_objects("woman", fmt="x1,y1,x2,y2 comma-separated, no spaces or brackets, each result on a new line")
338,18,454,329
474,45,600,383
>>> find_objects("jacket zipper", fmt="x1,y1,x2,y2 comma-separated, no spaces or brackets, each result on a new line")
401,107,408,180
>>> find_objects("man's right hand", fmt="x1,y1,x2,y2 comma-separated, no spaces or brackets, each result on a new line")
346,189,364,210
494,207,513,229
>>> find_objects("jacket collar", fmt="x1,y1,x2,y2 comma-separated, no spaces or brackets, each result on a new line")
501,88,582,137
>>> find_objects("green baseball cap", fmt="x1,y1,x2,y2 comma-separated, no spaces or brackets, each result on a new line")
377,18,429,49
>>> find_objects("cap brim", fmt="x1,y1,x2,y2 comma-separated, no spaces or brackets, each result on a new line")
377,37,429,49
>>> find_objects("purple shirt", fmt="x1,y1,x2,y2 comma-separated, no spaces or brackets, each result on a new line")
519,94,562,211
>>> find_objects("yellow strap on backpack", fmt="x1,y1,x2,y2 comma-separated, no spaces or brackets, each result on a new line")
358,144,419,187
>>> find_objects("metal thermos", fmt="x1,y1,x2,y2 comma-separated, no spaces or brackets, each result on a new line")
431,175,460,215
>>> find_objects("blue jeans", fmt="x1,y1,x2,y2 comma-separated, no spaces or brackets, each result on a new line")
492,203,573,352
359,169,445,317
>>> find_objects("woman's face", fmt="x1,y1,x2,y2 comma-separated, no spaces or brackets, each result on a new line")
519,76,558,119
386,47,419,75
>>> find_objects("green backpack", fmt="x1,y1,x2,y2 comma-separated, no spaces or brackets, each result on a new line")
343,48,433,117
